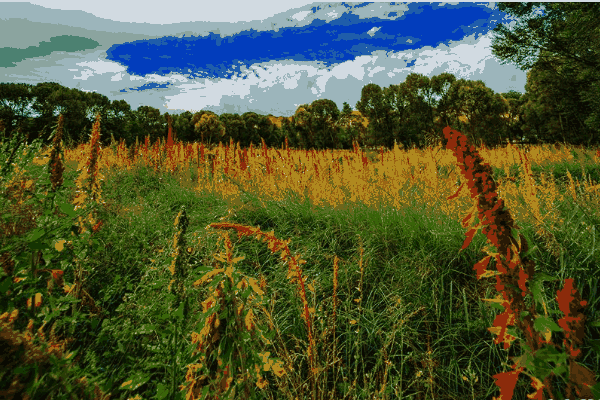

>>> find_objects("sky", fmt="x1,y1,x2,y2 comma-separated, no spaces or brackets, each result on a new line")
0,1,533,119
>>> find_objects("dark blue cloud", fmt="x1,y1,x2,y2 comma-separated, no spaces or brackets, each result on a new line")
119,82,172,92
106,3,506,80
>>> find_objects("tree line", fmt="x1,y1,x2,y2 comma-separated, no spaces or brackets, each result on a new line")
1,2,598,152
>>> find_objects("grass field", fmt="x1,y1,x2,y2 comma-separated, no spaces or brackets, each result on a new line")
1,119,599,399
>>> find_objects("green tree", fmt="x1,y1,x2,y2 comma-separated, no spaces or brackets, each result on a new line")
80,91,113,146
192,111,225,148
381,72,461,150
490,2,600,145
355,83,397,149
218,113,247,148
241,112,273,149
123,118,145,148
106,99,134,145
341,102,352,115
491,3,600,73
389,73,440,149
423,72,458,146
45,87,92,147
498,90,526,143
517,61,596,146
263,114,285,149
522,51,599,146
305,99,341,150
335,101,366,149
30,82,69,145
0,83,37,142
130,105,165,146
290,104,314,150
437,79,510,148
169,111,194,144
279,116,298,149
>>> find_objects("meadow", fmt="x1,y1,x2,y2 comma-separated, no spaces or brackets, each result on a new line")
1,114,599,400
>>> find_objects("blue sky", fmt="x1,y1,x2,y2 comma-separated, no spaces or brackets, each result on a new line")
1,1,532,118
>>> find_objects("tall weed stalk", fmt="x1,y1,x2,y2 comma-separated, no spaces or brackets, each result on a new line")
1,113,110,399
443,125,600,400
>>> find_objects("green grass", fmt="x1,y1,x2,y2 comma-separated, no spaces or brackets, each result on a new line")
1,142,600,400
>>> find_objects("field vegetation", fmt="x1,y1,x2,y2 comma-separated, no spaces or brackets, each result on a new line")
1,112,599,400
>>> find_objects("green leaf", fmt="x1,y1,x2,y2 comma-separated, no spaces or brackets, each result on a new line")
533,316,563,334
219,308,229,320
240,286,252,301
0,277,11,293
589,382,600,398
173,301,185,320
488,301,505,312
588,339,600,355
28,240,49,251
240,330,252,342
135,324,157,335
156,383,170,400
28,228,46,242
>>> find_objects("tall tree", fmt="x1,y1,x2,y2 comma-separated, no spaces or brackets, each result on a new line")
30,82,70,145
0,83,37,142
262,114,285,149
106,99,134,145
306,99,341,150
387,73,452,149
335,101,367,149
192,111,225,148
133,105,165,145
554,4,600,137
498,90,526,143
290,104,314,150
218,113,245,148
437,79,510,148
169,111,194,144
44,86,91,147
242,112,275,149
355,83,396,149
491,3,600,73
490,2,600,145
279,116,299,149
517,61,596,146
427,72,458,144
81,91,112,146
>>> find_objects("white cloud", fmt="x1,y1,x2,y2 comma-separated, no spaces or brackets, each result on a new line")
291,10,311,22
367,27,382,37
111,72,124,82
17,0,316,24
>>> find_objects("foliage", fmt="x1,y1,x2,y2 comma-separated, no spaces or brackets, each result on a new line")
389,72,457,150
355,83,397,149
288,104,313,150
242,112,275,149
192,111,226,148
218,113,247,148
132,106,165,146
334,102,366,149
289,99,343,151
439,79,510,148
170,111,195,144
491,2,600,147
2,113,600,399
